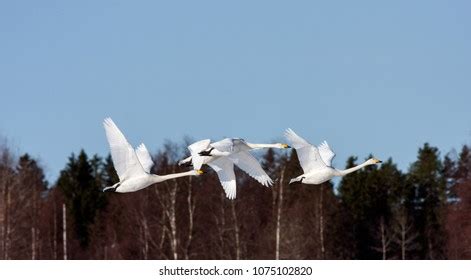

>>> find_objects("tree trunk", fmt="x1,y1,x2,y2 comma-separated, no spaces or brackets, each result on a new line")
380,217,387,260
275,166,286,260
31,227,36,260
53,202,57,260
4,183,11,260
139,215,149,260
62,203,67,260
401,225,406,260
319,184,325,259
31,187,37,260
184,176,195,260
231,200,240,260
169,175,178,260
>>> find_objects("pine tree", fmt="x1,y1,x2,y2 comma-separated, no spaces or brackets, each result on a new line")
338,156,404,259
407,143,447,259
445,145,471,259
56,150,107,251
455,145,471,182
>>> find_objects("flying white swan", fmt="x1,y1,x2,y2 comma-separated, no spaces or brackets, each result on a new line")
179,139,290,167
102,118,203,193
179,138,290,199
284,128,382,185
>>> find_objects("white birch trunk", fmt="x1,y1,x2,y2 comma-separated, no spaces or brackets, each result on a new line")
231,200,240,260
275,167,286,260
62,203,67,260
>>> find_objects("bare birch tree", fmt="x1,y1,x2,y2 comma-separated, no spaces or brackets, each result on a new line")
372,216,392,260
392,208,419,260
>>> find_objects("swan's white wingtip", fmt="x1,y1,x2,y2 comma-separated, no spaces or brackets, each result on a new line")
137,143,146,150
226,192,235,200
103,117,114,126
284,128,292,137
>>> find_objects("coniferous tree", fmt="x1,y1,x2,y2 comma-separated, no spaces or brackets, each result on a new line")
338,156,404,259
56,150,107,253
445,145,471,259
407,143,447,259
15,154,48,259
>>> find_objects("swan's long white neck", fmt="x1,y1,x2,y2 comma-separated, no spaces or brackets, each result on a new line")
151,170,195,183
335,160,372,176
247,143,280,149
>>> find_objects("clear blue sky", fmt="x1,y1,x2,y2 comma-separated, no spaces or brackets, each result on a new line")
1,1,470,182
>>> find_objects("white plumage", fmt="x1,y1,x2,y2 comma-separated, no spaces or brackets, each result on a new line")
102,118,202,193
285,128,382,185
180,138,290,199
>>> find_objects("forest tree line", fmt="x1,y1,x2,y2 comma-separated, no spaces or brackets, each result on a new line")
0,138,470,260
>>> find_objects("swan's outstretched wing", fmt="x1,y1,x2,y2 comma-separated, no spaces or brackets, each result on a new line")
135,143,154,173
103,118,145,180
210,138,235,152
208,157,237,199
284,128,326,173
229,151,273,187
318,141,336,167
210,138,251,154
230,138,251,151
188,139,211,170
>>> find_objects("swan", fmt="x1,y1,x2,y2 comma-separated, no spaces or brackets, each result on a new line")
102,118,203,193
179,138,290,199
178,139,290,167
284,128,382,185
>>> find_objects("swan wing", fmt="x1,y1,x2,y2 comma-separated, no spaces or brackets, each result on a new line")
210,138,236,153
208,157,237,199
318,141,336,167
231,138,252,152
211,138,250,154
284,128,326,173
103,118,146,180
188,139,211,170
135,143,154,173
228,151,273,187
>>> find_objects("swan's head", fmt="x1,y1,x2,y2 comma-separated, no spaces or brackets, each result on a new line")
278,143,291,149
194,169,204,175
367,158,382,165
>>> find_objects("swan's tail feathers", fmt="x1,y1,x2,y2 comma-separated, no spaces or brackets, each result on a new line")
289,177,304,185
103,183,120,193
102,186,116,193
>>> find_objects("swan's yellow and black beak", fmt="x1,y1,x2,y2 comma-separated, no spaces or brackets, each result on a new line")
281,144,291,149
373,158,382,164
196,170,204,175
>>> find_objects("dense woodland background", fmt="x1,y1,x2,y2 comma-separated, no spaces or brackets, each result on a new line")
0,136,470,260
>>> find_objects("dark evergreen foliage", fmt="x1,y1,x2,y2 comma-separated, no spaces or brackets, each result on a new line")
1,141,470,259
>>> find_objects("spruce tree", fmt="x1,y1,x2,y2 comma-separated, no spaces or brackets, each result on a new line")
407,143,446,259
56,150,107,250
338,156,404,259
